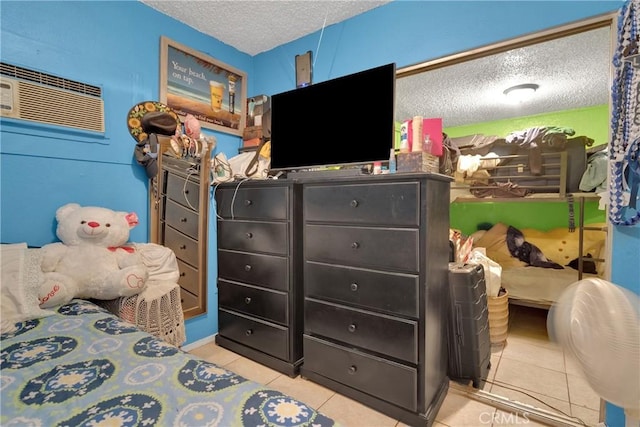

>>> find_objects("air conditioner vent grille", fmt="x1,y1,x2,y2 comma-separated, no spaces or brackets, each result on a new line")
0,62,102,98
17,81,105,132
0,63,104,133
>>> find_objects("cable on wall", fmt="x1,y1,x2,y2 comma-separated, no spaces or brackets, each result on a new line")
314,10,328,68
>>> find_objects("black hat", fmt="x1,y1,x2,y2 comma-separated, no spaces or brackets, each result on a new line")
127,101,180,179
127,101,180,143
142,111,179,136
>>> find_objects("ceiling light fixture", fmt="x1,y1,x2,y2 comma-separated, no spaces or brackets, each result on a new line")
503,83,539,103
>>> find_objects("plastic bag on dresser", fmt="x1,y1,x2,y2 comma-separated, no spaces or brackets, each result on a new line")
227,141,271,180
467,248,502,297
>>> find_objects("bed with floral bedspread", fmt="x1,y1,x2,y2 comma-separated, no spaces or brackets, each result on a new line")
0,300,336,427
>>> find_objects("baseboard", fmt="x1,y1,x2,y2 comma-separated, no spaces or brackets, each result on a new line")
181,333,217,352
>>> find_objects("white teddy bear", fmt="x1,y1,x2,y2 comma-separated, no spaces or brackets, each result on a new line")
38,203,149,308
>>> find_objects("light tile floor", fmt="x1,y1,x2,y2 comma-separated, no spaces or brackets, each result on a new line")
188,304,603,426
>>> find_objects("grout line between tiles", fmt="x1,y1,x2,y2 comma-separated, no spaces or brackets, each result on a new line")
200,305,599,425
315,391,338,412
565,369,573,412
265,373,282,386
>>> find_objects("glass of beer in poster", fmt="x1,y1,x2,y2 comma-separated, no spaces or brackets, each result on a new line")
209,80,225,112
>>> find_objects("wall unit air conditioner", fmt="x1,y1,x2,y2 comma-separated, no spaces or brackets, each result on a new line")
0,63,105,133
0,78,20,118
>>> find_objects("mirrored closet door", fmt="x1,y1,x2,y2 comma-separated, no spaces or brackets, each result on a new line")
396,12,616,426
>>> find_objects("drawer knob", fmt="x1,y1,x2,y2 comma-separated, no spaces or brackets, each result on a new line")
348,323,357,333
245,297,252,304
350,199,359,208
351,242,359,249
350,283,358,292
244,264,252,272
348,365,357,375
180,217,187,222
184,189,189,194
246,232,253,239
179,245,186,250
244,199,252,206
245,329,253,336
180,272,186,277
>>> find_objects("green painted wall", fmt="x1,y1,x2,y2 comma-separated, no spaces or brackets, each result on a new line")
446,104,608,235
395,104,609,150
445,104,609,146
450,199,605,236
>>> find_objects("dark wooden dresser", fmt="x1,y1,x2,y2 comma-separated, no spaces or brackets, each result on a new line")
156,156,208,319
300,173,451,426
214,180,303,376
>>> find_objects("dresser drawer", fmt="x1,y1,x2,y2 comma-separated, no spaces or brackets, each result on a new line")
305,299,417,363
218,280,288,325
218,221,288,255
303,335,417,411
165,172,200,211
165,226,199,267
216,186,288,220
304,182,419,226
305,261,418,318
179,286,201,313
176,259,199,296
219,309,288,360
305,224,418,271
218,250,288,291
165,199,199,240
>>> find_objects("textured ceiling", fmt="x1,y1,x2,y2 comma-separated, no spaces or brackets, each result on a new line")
141,1,611,128
395,27,612,127
140,0,392,55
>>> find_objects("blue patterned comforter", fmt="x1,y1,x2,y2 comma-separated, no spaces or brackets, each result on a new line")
1,300,336,427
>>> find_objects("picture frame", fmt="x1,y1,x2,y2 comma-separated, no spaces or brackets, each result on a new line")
160,36,247,136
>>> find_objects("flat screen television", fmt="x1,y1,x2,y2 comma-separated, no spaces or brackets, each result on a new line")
269,63,396,173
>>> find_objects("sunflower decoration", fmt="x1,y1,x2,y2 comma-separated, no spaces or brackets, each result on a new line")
126,101,180,143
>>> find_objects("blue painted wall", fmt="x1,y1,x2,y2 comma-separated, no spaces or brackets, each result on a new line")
0,0,251,347
1,2,637,424
253,1,621,93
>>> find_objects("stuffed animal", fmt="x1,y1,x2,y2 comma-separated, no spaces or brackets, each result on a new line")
38,203,149,308
183,113,201,140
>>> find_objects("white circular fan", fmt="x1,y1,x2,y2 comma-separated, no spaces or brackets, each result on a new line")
547,278,640,426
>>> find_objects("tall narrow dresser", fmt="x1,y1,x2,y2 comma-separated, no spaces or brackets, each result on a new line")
155,155,209,319
214,180,303,376
300,173,451,426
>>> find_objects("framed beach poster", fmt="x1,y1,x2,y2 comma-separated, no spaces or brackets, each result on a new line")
160,36,247,136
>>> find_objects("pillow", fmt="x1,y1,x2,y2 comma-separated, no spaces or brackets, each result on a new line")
1,243,54,332
472,223,528,268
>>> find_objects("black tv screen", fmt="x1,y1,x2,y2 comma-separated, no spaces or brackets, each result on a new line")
270,63,396,172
